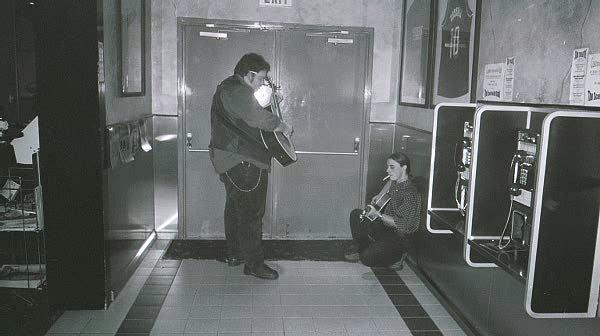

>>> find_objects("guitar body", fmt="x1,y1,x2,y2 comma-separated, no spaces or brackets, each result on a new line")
260,130,297,166
361,192,392,221
259,78,297,167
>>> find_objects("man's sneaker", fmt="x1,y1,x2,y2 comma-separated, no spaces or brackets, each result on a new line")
344,252,360,263
243,263,279,280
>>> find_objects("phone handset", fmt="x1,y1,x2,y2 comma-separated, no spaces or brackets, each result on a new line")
454,136,472,174
454,122,473,215
509,149,536,197
498,152,523,249
499,130,539,249
509,151,522,196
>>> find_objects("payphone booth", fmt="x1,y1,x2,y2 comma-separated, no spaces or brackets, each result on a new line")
426,103,476,236
526,111,600,318
464,105,549,268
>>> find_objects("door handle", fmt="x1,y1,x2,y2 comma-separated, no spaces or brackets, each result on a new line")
186,132,193,148
353,137,360,153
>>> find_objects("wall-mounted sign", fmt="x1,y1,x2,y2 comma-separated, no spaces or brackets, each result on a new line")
327,38,354,45
482,62,504,101
584,53,600,107
199,31,228,39
569,47,589,105
503,57,515,102
259,0,292,7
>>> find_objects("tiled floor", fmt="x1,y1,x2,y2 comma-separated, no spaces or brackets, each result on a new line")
45,246,468,336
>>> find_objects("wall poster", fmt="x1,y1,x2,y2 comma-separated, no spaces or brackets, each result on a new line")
431,0,479,106
584,53,600,107
398,0,435,107
503,56,515,101
569,47,589,105
481,62,504,101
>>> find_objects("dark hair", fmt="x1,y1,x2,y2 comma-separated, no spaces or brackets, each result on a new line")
388,152,411,175
234,53,270,76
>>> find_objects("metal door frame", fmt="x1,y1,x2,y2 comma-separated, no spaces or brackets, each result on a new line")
177,18,374,239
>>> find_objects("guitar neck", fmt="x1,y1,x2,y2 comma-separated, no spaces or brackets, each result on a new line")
266,78,284,120
270,93,283,120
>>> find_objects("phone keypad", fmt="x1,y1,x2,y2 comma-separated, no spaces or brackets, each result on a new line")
519,169,528,185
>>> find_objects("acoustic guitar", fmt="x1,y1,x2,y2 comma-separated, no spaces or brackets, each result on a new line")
259,78,297,167
360,192,392,221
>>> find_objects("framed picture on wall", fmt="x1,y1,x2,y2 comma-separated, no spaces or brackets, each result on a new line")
119,0,145,97
398,0,436,107
431,0,480,106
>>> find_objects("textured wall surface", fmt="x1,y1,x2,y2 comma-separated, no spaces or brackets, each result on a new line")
150,0,401,123
477,0,600,105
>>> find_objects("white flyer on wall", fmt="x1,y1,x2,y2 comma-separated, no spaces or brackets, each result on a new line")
482,63,504,101
503,57,515,101
569,48,589,105
584,53,600,106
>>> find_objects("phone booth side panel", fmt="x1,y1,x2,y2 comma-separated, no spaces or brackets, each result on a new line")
526,111,600,318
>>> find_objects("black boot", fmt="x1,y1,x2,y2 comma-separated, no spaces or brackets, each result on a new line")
243,263,279,280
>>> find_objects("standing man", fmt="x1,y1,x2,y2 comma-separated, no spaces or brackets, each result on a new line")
209,53,291,280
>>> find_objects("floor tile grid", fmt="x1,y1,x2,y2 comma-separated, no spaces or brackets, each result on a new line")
151,260,436,335
46,254,468,336
115,259,182,335
395,264,469,336
45,249,165,335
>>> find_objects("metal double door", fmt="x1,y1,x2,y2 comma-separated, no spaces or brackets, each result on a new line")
179,20,371,239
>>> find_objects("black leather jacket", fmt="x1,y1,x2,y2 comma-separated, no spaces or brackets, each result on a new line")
209,75,281,171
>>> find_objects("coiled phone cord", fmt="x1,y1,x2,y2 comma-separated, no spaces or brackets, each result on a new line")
497,155,518,249
497,199,514,249
454,172,467,216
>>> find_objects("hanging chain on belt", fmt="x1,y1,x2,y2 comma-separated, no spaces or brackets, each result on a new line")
225,161,262,193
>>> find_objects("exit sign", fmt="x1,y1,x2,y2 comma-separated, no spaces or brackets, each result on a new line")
259,0,292,7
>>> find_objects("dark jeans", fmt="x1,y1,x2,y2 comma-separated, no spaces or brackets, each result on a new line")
349,208,410,267
220,162,268,269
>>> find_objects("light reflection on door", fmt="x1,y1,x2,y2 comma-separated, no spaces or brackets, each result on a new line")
180,21,370,239
181,25,274,238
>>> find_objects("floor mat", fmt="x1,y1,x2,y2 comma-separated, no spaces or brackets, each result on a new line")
162,239,354,261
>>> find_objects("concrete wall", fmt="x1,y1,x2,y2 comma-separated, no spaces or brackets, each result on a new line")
397,0,600,132
477,0,600,104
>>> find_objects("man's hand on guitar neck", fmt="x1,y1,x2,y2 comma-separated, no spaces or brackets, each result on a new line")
370,195,379,205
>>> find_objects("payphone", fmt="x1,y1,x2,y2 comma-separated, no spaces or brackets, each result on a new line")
454,121,473,216
498,129,539,249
